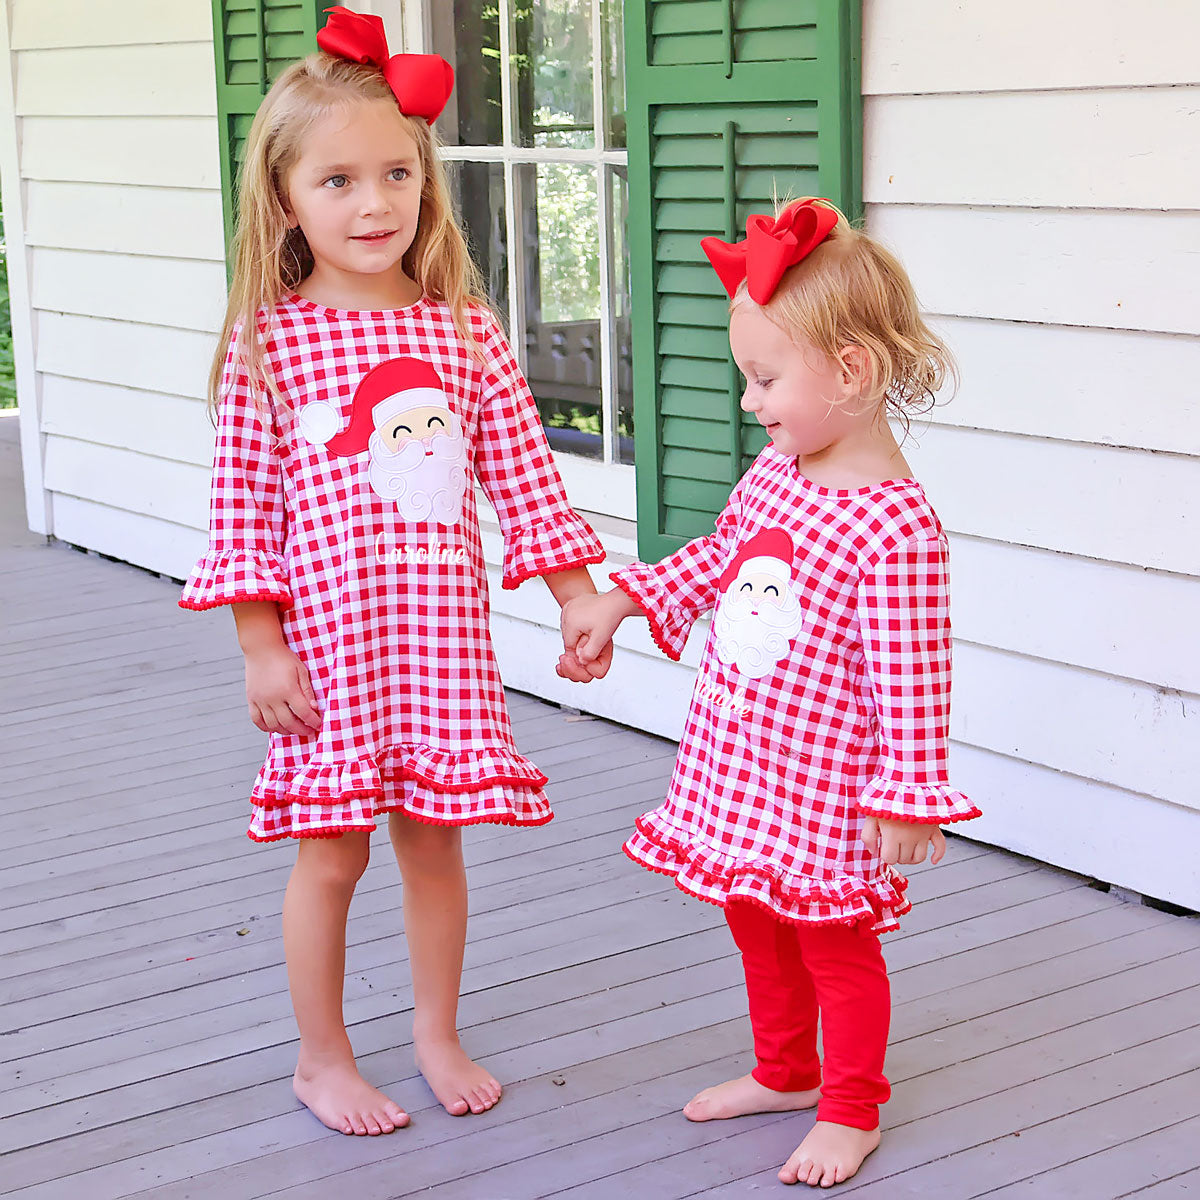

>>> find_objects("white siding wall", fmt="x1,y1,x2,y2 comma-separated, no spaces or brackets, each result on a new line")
2,0,224,573
858,0,1200,906
501,0,1200,913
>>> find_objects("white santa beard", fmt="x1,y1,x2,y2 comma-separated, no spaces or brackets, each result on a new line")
712,589,804,680
367,430,469,526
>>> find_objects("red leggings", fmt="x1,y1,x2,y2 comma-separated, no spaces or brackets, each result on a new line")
725,901,891,1131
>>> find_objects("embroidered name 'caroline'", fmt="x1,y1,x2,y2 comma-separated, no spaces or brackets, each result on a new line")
374,534,467,566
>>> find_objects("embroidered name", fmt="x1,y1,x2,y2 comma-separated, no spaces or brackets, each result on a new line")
695,677,752,719
374,534,467,566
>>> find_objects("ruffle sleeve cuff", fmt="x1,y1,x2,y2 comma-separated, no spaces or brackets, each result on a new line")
609,564,696,662
857,778,981,825
179,548,293,611
501,512,605,590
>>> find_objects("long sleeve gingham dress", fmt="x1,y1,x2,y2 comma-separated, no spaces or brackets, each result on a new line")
181,295,604,841
611,446,980,933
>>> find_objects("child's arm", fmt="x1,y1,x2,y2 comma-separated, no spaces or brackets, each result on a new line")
589,471,750,666
180,334,319,733
471,314,606,593
543,566,613,682
856,536,982,866
232,601,321,735
180,338,292,613
558,586,642,680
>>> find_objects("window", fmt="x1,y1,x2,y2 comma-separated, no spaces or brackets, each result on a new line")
425,0,635,517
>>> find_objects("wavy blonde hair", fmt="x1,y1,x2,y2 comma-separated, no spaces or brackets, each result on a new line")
208,53,487,417
735,200,956,428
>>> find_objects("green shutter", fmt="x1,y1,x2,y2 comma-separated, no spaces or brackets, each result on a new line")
211,0,325,261
625,0,862,561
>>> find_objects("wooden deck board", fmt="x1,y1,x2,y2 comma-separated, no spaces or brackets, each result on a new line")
2,412,1199,1198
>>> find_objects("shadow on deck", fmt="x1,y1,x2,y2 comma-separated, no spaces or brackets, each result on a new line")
2,412,1199,1199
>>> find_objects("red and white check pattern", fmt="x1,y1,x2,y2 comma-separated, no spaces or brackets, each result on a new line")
612,447,980,933
182,296,604,841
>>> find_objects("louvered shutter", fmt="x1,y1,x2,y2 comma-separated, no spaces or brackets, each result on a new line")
211,0,325,259
625,0,862,560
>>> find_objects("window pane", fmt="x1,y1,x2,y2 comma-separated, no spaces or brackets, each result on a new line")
611,165,634,463
444,160,508,315
518,162,603,460
432,0,502,146
602,0,626,149
514,0,595,150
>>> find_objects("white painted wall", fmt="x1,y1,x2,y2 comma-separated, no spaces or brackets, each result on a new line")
502,0,1200,913
4,0,1197,908
858,0,1200,908
1,0,225,571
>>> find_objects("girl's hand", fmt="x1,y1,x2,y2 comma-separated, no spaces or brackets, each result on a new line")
556,639,613,683
244,644,323,736
558,591,633,683
861,816,946,866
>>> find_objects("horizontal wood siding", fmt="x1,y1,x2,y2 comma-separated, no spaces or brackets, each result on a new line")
856,0,1200,903
9,0,226,567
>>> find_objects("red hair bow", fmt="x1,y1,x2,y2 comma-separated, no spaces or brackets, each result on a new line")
317,7,454,123
701,198,839,305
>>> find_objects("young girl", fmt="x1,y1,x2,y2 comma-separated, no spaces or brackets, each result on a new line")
561,198,981,1188
181,7,607,1137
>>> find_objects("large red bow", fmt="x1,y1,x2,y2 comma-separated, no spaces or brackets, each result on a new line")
317,7,454,123
701,199,839,305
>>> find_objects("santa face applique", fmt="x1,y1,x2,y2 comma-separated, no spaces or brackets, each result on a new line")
298,357,469,525
712,528,804,679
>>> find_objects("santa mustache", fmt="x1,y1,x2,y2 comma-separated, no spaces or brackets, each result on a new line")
718,588,802,628
384,429,466,471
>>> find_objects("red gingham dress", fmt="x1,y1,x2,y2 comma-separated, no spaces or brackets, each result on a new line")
612,447,980,933
181,295,604,841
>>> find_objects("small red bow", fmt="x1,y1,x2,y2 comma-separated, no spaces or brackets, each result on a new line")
701,199,839,305
317,7,454,123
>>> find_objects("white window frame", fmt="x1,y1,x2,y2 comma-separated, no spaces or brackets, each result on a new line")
400,0,635,520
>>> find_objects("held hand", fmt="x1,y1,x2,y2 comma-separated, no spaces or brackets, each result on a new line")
558,592,625,683
244,644,322,736
861,816,946,867
556,637,614,683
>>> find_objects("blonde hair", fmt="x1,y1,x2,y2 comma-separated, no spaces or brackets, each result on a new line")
209,52,487,417
736,201,956,428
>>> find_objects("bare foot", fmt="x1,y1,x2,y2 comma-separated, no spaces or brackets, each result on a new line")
683,1072,820,1122
415,1035,502,1116
292,1054,409,1136
779,1121,881,1188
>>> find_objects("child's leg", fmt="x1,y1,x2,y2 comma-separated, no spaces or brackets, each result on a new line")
685,900,821,1121
388,812,501,1116
285,831,409,1136
779,921,890,1187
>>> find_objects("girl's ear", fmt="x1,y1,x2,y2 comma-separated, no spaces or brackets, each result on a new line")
838,344,871,390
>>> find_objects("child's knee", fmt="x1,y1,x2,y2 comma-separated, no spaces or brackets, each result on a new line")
296,833,370,890
388,812,462,866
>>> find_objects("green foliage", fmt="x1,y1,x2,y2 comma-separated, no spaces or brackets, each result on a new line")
0,186,16,409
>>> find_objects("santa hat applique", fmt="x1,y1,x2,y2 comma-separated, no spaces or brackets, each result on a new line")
718,528,795,592
298,357,449,455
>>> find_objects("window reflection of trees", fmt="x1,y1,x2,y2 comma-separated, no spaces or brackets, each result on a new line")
433,0,632,465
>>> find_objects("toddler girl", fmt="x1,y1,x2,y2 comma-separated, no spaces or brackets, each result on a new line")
561,199,980,1187
181,7,606,1137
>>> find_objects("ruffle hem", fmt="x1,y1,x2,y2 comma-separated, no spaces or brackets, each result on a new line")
857,779,981,825
624,811,913,934
502,514,605,590
609,568,691,661
246,743,551,840
179,547,292,611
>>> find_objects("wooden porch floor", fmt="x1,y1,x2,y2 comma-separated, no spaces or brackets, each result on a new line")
2,410,1199,1199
